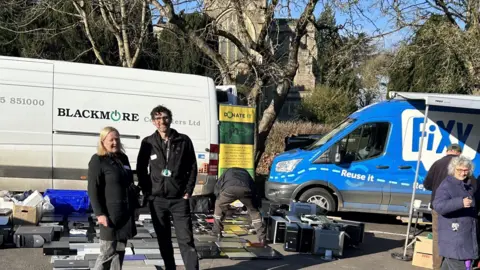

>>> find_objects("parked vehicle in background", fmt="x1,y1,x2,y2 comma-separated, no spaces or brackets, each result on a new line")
0,55,237,195
266,92,480,216
284,134,324,152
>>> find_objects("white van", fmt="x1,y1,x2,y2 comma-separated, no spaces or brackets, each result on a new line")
0,56,231,195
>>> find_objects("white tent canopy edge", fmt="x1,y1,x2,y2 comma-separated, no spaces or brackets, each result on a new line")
388,91,480,258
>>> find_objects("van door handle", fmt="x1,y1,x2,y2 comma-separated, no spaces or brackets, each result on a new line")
376,165,389,169
398,166,412,170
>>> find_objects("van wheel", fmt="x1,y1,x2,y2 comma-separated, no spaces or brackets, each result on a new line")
299,188,336,212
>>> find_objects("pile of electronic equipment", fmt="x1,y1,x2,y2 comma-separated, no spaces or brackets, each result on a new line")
265,201,365,260
0,189,365,268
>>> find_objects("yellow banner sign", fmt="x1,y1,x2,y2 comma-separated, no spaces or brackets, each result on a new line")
218,105,256,178
219,105,255,123
219,144,254,169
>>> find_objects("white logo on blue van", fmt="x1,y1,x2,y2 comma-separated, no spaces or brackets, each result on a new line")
411,117,472,153
402,109,478,171
342,164,374,187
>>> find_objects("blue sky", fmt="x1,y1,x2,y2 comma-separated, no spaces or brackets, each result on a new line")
285,3,412,50
164,0,414,50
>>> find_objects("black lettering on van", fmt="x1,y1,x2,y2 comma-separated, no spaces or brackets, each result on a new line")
123,113,131,121
82,110,90,118
90,110,99,119
57,107,139,122
100,111,110,119
58,108,66,116
122,113,140,122
73,110,82,118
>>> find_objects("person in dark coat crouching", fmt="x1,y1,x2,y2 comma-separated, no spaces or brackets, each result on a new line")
433,155,479,270
211,167,267,244
88,126,138,270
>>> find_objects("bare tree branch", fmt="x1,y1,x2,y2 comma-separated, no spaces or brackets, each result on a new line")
256,0,279,52
72,0,106,65
154,0,234,83
98,0,120,34
154,22,234,84
231,0,255,49
434,0,459,26
69,47,93,62
131,0,149,66
120,0,133,67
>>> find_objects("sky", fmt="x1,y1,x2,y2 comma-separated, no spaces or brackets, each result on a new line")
286,2,412,50
163,0,416,50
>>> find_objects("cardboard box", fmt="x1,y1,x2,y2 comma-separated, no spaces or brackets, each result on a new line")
412,252,433,269
415,236,433,254
13,203,42,225
412,236,433,269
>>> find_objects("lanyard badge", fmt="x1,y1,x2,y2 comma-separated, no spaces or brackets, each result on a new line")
161,169,172,177
161,139,172,177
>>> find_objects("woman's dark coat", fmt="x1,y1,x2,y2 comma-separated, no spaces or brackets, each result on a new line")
88,152,137,241
433,175,479,261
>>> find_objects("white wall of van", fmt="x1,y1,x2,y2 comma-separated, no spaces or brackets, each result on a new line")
0,56,219,195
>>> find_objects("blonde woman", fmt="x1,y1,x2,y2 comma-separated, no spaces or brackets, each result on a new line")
88,126,137,270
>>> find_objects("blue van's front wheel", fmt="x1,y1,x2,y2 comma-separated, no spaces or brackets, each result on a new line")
299,187,336,212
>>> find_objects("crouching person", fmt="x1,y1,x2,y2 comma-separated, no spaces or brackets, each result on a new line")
211,167,267,245
433,155,479,270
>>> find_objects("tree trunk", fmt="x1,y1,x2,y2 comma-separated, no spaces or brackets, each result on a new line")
248,79,264,173
254,78,291,168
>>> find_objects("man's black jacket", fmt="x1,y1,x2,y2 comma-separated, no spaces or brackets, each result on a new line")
424,154,457,206
214,167,258,198
136,129,197,199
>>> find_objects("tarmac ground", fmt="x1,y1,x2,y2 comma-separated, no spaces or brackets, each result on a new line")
0,210,431,270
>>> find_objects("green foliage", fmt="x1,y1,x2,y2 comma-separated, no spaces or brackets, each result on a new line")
155,13,219,79
298,85,357,125
315,6,377,105
0,1,120,64
315,4,339,85
388,15,473,94
0,1,26,57
257,121,331,175
0,3,217,78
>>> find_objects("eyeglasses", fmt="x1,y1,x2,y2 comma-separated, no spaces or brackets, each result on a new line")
456,168,470,173
153,116,170,121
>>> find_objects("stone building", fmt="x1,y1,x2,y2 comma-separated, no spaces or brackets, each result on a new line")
204,0,318,120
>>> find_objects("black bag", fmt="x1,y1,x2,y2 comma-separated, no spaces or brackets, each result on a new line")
189,195,214,213
128,183,144,209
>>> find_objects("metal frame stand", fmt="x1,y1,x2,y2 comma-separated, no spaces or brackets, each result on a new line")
391,104,430,261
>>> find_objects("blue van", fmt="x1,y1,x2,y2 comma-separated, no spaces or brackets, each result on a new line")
265,92,480,215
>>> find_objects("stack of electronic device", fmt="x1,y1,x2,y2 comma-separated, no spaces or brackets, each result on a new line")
3,209,285,269
265,202,365,258
193,234,283,261
0,208,13,247
41,214,188,269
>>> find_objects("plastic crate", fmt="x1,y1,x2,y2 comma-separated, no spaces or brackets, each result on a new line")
43,189,90,215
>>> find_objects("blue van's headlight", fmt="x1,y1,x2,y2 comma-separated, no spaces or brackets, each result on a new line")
275,159,302,173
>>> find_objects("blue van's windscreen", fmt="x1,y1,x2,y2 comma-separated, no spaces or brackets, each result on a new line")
305,118,355,150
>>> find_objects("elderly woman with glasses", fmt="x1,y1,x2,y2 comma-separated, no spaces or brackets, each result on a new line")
433,155,479,270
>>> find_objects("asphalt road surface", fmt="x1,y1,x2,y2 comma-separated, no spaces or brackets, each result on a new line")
0,211,430,270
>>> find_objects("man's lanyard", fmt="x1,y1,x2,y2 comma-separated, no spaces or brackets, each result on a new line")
163,139,170,168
